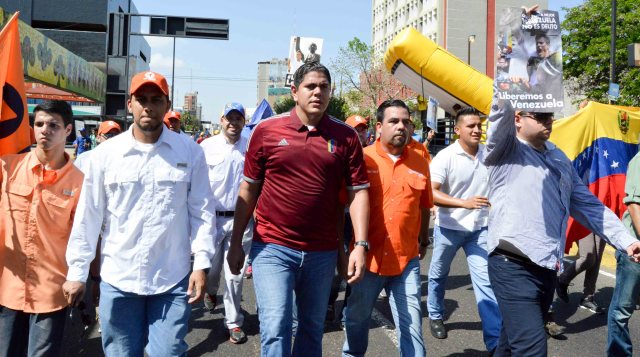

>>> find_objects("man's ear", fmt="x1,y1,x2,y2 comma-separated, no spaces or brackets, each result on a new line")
65,124,73,138
291,85,298,103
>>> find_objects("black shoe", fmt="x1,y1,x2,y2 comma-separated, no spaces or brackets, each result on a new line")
579,296,604,314
556,282,569,303
429,319,447,339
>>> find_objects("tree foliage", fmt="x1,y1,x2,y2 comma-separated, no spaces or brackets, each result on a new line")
273,95,348,120
562,0,640,105
331,37,413,117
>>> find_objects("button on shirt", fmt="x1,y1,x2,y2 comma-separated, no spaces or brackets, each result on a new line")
365,140,433,276
430,140,489,232
200,134,247,212
481,95,636,271
243,110,369,251
0,151,83,313
66,128,216,295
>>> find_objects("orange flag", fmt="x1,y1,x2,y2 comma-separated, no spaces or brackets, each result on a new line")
0,12,31,155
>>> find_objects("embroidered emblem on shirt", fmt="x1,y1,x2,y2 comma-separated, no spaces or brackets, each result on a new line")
278,138,289,146
63,189,74,196
407,169,425,178
177,163,188,168
327,139,337,153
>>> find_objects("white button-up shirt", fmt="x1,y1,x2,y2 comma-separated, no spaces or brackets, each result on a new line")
430,140,489,232
200,134,248,212
66,127,216,295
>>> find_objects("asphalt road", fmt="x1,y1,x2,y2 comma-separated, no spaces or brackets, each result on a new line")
61,239,640,357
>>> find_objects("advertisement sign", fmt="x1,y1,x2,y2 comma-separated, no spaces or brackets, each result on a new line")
426,96,438,131
286,36,324,85
0,7,106,102
496,7,563,112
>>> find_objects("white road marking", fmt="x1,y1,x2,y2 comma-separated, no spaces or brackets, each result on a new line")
371,308,399,348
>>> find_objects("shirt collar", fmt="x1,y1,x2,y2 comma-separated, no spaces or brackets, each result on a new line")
374,138,407,161
288,108,329,133
26,150,74,179
122,125,174,155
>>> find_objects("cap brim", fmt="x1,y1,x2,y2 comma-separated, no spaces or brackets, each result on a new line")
130,82,169,96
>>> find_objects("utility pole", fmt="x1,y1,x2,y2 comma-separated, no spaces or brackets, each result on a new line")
609,0,617,103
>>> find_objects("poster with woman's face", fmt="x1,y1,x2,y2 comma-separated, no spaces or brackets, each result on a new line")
287,36,324,81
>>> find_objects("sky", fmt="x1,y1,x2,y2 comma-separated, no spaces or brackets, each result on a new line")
134,0,372,123
134,0,583,124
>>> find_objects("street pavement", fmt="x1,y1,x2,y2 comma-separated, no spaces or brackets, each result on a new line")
62,239,640,357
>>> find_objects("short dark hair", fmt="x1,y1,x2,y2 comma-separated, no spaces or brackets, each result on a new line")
535,34,550,44
292,62,331,88
376,99,410,123
455,107,481,125
33,100,73,126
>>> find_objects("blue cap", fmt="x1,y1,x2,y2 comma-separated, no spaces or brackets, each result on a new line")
223,102,245,118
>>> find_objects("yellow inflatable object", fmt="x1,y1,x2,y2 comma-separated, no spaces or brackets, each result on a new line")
384,27,494,115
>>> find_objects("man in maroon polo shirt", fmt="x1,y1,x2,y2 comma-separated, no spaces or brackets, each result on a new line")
227,62,370,357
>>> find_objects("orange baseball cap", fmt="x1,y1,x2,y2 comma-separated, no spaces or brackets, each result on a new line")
130,71,169,96
164,110,181,121
98,120,122,135
345,115,368,129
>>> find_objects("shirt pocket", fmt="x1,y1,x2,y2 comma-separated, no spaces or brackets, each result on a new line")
6,183,33,222
41,190,74,236
403,174,428,207
104,171,139,218
207,155,225,183
156,167,191,211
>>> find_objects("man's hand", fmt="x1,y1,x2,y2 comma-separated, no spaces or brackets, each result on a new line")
462,196,490,209
227,243,246,275
187,269,206,304
62,281,86,307
419,241,429,260
626,241,640,263
347,246,367,284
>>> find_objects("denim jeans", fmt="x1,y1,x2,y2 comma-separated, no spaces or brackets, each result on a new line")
427,226,501,351
0,305,66,357
488,253,556,357
99,274,190,357
607,250,640,357
343,258,425,357
250,241,337,357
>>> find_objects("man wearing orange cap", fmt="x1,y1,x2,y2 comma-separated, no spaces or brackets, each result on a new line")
96,120,122,145
63,71,216,356
346,115,369,147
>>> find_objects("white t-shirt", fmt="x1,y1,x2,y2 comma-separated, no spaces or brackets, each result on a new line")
430,140,489,231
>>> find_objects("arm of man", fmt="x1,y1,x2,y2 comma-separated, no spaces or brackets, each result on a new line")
63,156,107,306
432,182,490,209
186,146,217,303
227,180,261,274
481,88,518,166
569,166,640,261
347,188,369,284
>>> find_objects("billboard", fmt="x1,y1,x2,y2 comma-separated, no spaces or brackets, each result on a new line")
0,7,106,102
286,36,324,86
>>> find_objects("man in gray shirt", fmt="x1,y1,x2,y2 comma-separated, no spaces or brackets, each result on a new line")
480,92,640,356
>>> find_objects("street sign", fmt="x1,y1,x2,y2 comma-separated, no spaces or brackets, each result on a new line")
145,16,229,40
609,82,620,100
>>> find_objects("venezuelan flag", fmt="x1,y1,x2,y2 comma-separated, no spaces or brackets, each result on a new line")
0,11,31,155
550,101,640,252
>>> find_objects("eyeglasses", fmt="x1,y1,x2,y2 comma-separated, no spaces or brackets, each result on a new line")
101,132,119,139
520,114,553,122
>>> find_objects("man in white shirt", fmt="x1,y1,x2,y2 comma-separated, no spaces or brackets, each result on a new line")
62,71,216,356
200,102,252,344
426,107,501,353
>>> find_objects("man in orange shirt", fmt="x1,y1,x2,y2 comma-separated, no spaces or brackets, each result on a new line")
343,99,432,357
0,100,83,356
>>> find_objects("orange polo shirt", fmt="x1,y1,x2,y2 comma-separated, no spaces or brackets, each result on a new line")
364,140,433,276
407,138,431,163
0,151,83,313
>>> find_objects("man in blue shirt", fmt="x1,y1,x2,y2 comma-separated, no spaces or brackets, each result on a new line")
73,127,91,157
481,92,640,356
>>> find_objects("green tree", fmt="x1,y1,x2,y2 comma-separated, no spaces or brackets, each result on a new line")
562,0,640,105
273,95,349,120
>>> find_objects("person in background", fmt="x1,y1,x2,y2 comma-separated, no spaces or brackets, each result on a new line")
73,127,92,157
96,120,122,145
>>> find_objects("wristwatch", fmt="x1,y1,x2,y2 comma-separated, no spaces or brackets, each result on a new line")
354,240,369,252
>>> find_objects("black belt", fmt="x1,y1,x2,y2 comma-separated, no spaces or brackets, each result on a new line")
216,211,234,217
491,248,534,265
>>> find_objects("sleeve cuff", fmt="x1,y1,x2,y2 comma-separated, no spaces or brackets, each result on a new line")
66,266,88,283
193,252,212,271
347,183,370,190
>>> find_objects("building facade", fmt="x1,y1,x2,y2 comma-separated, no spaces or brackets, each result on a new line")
257,58,289,106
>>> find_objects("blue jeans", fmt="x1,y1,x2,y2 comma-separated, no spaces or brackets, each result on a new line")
99,274,190,357
343,258,425,357
427,226,501,351
488,253,556,357
607,250,640,357
0,305,66,357
250,241,337,357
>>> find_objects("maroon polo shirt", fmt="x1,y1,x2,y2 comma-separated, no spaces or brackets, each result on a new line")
244,109,369,251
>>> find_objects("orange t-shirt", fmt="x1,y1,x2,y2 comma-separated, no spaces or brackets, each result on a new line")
364,140,433,276
0,151,84,313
